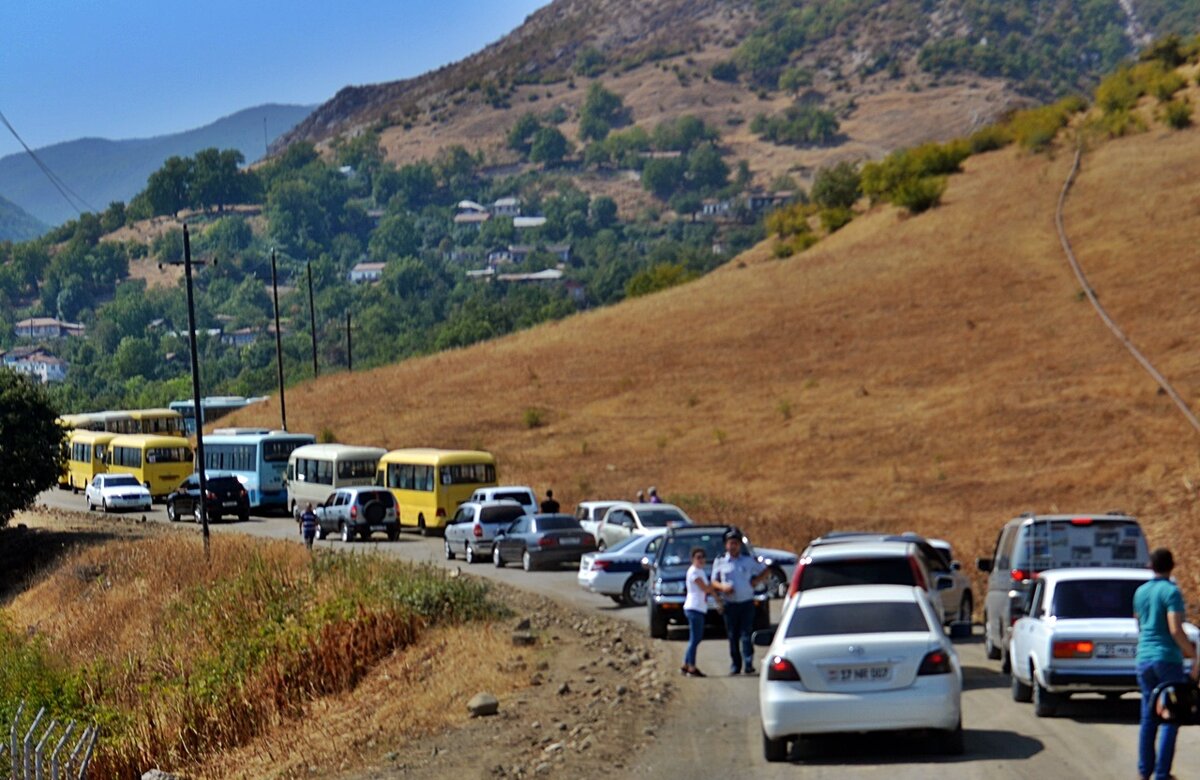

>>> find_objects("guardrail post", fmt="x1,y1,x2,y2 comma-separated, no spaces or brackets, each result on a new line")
49,722,74,780
24,708,45,780
35,719,57,780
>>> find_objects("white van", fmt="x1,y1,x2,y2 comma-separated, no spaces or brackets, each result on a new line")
469,485,537,516
287,444,386,519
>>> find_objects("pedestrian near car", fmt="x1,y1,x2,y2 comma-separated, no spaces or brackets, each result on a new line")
710,530,769,675
635,490,645,503
300,503,318,551
648,486,662,504
540,489,560,513
682,547,718,677
1134,547,1199,780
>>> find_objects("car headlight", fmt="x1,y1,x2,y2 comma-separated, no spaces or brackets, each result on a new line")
656,580,685,595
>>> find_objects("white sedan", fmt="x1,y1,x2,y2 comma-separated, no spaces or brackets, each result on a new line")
85,473,152,513
1009,567,1199,717
758,584,963,762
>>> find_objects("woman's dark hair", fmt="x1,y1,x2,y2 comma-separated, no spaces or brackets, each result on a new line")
691,547,706,560
1150,548,1175,574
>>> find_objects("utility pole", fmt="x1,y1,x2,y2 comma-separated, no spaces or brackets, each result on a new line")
182,226,211,559
346,311,352,372
270,249,287,431
306,261,318,379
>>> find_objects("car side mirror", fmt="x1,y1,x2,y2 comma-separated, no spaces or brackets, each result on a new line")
751,629,775,647
976,557,993,573
936,575,955,591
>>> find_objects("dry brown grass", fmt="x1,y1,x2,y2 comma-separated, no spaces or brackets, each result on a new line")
228,115,1200,603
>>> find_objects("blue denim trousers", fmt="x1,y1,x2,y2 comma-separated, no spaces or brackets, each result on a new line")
683,609,705,667
722,600,756,671
1138,660,1186,780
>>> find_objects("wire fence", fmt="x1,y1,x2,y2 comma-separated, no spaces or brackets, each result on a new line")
0,703,96,780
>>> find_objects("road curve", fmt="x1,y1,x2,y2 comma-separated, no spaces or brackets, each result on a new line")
34,490,1200,779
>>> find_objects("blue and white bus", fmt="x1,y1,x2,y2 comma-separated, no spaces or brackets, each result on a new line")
170,396,267,435
200,429,315,510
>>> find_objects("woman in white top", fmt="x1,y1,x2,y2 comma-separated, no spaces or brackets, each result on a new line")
682,547,718,677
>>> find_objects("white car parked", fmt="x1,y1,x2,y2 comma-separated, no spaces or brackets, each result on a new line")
929,538,975,624
468,485,537,516
758,584,963,762
574,500,622,537
595,502,692,549
577,529,666,606
1009,567,1200,717
85,474,152,513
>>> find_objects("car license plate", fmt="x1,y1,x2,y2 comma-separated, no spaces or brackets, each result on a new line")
223,501,237,508
370,525,385,532
1095,642,1136,659
561,537,580,545
825,665,892,683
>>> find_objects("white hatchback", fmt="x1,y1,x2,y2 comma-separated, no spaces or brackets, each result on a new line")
85,473,152,513
758,584,963,762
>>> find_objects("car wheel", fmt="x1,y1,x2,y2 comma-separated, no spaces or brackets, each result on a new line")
1011,667,1033,703
167,503,178,522
938,721,965,756
86,497,94,512
623,574,649,607
766,566,787,599
193,506,203,524
465,544,477,564
340,523,353,543
314,523,325,541
522,550,535,572
983,613,1001,660
648,604,668,639
763,731,789,763
1032,669,1060,717
387,529,399,542
444,539,455,560
417,515,427,536
1000,646,1012,675
238,511,249,523
102,499,109,513
958,592,974,624
493,544,505,568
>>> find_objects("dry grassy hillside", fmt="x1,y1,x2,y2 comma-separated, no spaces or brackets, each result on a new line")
229,123,1200,595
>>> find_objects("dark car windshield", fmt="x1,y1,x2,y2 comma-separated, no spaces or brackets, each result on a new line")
1052,580,1142,619
355,490,395,506
638,509,688,527
480,505,525,524
535,516,582,532
104,475,141,487
660,532,728,567
787,602,929,637
800,558,916,590
207,477,243,493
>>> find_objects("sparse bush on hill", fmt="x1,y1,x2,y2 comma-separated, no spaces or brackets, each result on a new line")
890,175,947,214
1004,96,1087,150
750,103,840,147
507,112,543,155
574,46,607,77
710,60,739,82
1161,97,1194,128
811,161,861,210
967,124,1013,154
578,83,630,142
819,206,854,233
625,262,697,298
860,139,968,210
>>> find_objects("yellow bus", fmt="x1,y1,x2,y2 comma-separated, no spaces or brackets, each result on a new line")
375,449,497,535
104,409,185,435
58,413,107,432
106,434,194,499
64,430,117,491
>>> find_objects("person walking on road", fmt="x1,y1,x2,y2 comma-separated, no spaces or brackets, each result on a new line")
647,486,662,504
540,489,560,513
1134,547,1199,780
300,503,318,551
682,547,718,677
710,529,769,675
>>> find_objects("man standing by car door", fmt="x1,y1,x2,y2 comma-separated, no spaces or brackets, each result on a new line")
710,530,769,675
1134,547,1199,780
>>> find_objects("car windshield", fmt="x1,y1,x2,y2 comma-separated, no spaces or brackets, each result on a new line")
800,558,916,590
494,491,533,504
535,517,581,531
661,533,727,567
1052,579,1143,619
786,602,930,637
480,505,525,523
105,475,140,487
637,509,688,527
356,491,395,506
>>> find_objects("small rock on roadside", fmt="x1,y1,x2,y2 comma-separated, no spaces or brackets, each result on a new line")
557,682,571,695
512,631,537,646
468,692,500,717
142,771,179,780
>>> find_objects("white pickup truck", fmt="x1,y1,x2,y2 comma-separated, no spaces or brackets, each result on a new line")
1009,567,1199,717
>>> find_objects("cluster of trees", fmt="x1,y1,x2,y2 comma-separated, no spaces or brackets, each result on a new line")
750,103,841,147
130,148,260,218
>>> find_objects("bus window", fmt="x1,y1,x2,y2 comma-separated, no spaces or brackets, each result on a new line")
337,460,376,480
316,460,333,485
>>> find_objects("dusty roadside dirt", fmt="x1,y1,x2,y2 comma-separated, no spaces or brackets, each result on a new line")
1,510,679,779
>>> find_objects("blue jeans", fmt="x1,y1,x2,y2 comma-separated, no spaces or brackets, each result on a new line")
722,600,755,671
1138,660,1186,780
684,609,705,667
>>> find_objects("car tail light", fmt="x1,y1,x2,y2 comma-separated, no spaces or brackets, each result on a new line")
350,504,358,519
917,650,952,675
592,559,610,571
436,507,446,517
785,558,808,599
766,655,800,682
205,491,217,502
582,533,595,546
239,488,247,498
1053,640,1094,659
473,523,483,538
908,556,928,590
538,536,558,548
1011,569,1037,583
1070,517,1093,526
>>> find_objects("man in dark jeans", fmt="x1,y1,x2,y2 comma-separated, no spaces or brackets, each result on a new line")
709,530,769,675
1134,547,1199,780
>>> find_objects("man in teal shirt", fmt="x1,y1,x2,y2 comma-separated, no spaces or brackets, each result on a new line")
1134,548,1199,780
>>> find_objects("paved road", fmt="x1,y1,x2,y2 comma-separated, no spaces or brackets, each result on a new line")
36,490,1200,779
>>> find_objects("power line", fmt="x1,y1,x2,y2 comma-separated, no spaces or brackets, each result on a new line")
0,108,96,216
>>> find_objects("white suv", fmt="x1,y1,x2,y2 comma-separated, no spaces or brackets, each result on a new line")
469,485,537,515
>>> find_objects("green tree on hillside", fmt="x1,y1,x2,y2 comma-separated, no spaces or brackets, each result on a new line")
191,148,249,212
530,127,572,167
145,156,192,217
811,161,862,209
579,83,629,142
0,369,64,527
507,113,543,155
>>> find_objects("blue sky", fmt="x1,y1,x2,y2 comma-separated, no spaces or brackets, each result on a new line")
0,0,549,159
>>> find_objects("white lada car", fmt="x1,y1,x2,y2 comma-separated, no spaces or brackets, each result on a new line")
1009,567,1199,717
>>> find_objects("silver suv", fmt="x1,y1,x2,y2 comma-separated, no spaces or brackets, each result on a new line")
443,500,527,564
312,487,399,542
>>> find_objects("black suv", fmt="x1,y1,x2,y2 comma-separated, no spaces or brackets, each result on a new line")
167,473,251,523
646,524,771,639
